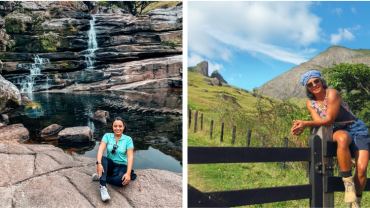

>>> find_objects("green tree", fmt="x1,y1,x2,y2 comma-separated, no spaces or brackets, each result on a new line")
323,63,370,125
323,63,370,111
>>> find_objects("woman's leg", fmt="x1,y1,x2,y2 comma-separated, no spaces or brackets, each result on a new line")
106,166,128,186
100,156,115,186
354,150,369,195
333,130,352,172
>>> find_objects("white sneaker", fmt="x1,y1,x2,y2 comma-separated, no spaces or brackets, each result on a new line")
100,185,110,201
92,173,99,181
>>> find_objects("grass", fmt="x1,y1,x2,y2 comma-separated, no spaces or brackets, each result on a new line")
188,72,257,112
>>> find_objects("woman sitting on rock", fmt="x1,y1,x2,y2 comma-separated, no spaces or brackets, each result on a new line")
291,70,370,207
92,117,136,201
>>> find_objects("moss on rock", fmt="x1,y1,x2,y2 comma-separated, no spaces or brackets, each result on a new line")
4,12,32,34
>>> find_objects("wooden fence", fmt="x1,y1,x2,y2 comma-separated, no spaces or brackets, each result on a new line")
188,126,370,207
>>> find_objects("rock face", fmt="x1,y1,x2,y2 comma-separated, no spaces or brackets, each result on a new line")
90,110,109,124
40,124,63,140
0,123,29,144
212,77,222,86
0,143,182,208
211,70,227,84
259,46,370,100
0,75,21,113
217,94,241,108
58,126,92,142
1,2,182,93
188,60,208,76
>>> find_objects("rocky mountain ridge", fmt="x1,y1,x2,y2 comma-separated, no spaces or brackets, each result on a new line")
258,46,370,100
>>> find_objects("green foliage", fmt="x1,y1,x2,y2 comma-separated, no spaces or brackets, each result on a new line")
33,32,59,52
188,66,196,72
323,63,370,126
4,16,25,34
97,1,150,15
97,1,110,7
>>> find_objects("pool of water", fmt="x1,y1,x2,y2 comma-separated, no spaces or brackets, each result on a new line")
10,90,182,173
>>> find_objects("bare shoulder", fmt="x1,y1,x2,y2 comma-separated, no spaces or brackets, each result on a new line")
327,89,340,98
306,99,312,107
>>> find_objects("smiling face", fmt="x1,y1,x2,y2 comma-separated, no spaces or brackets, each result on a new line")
306,77,322,94
112,120,125,135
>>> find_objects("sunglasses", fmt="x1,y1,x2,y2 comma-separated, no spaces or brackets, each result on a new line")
112,144,118,155
307,79,320,88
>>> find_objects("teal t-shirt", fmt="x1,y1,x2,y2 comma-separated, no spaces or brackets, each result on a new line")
102,133,134,165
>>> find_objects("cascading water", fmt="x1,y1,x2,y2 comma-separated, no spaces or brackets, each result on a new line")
20,55,50,93
84,15,98,69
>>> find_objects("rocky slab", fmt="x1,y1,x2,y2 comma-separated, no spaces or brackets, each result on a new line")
58,126,92,142
0,143,182,208
0,123,29,144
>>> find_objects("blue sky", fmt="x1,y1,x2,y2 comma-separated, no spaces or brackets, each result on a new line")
188,1,370,91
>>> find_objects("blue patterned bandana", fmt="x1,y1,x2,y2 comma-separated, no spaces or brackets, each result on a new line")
300,70,321,86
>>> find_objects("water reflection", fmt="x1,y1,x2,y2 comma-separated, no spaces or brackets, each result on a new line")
10,90,182,173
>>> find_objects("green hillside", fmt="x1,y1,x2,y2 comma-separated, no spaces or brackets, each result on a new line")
188,71,257,112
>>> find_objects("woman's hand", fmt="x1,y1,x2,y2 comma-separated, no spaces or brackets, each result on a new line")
122,173,131,186
97,164,104,178
291,120,307,136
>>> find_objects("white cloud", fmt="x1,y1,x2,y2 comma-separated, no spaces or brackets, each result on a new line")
330,26,360,45
351,7,356,14
188,2,321,64
207,27,314,65
331,8,343,16
330,29,355,44
188,53,204,67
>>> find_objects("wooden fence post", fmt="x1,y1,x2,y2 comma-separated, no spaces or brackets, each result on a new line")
281,137,288,169
220,123,224,142
310,126,334,207
210,120,213,139
194,111,198,133
201,114,203,130
309,134,323,208
188,109,191,128
246,130,251,147
231,126,236,145
261,135,265,147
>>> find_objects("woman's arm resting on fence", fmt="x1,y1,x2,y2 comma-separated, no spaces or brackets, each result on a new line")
96,141,107,178
122,149,133,186
291,90,341,135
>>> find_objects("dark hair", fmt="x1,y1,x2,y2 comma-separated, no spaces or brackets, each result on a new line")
112,117,127,133
306,78,328,100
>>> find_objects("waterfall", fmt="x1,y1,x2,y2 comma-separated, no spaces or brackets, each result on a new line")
85,15,98,69
20,55,50,93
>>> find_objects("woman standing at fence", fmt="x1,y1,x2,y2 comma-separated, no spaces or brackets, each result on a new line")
291,70,370,207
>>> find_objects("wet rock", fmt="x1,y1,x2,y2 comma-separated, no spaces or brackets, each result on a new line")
1,114,9,125
40,124,63,140
0,124,29,144
21,96,31,106
0,75,21,113
90,110,110,124
212,77,222,86
58,126,92,143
